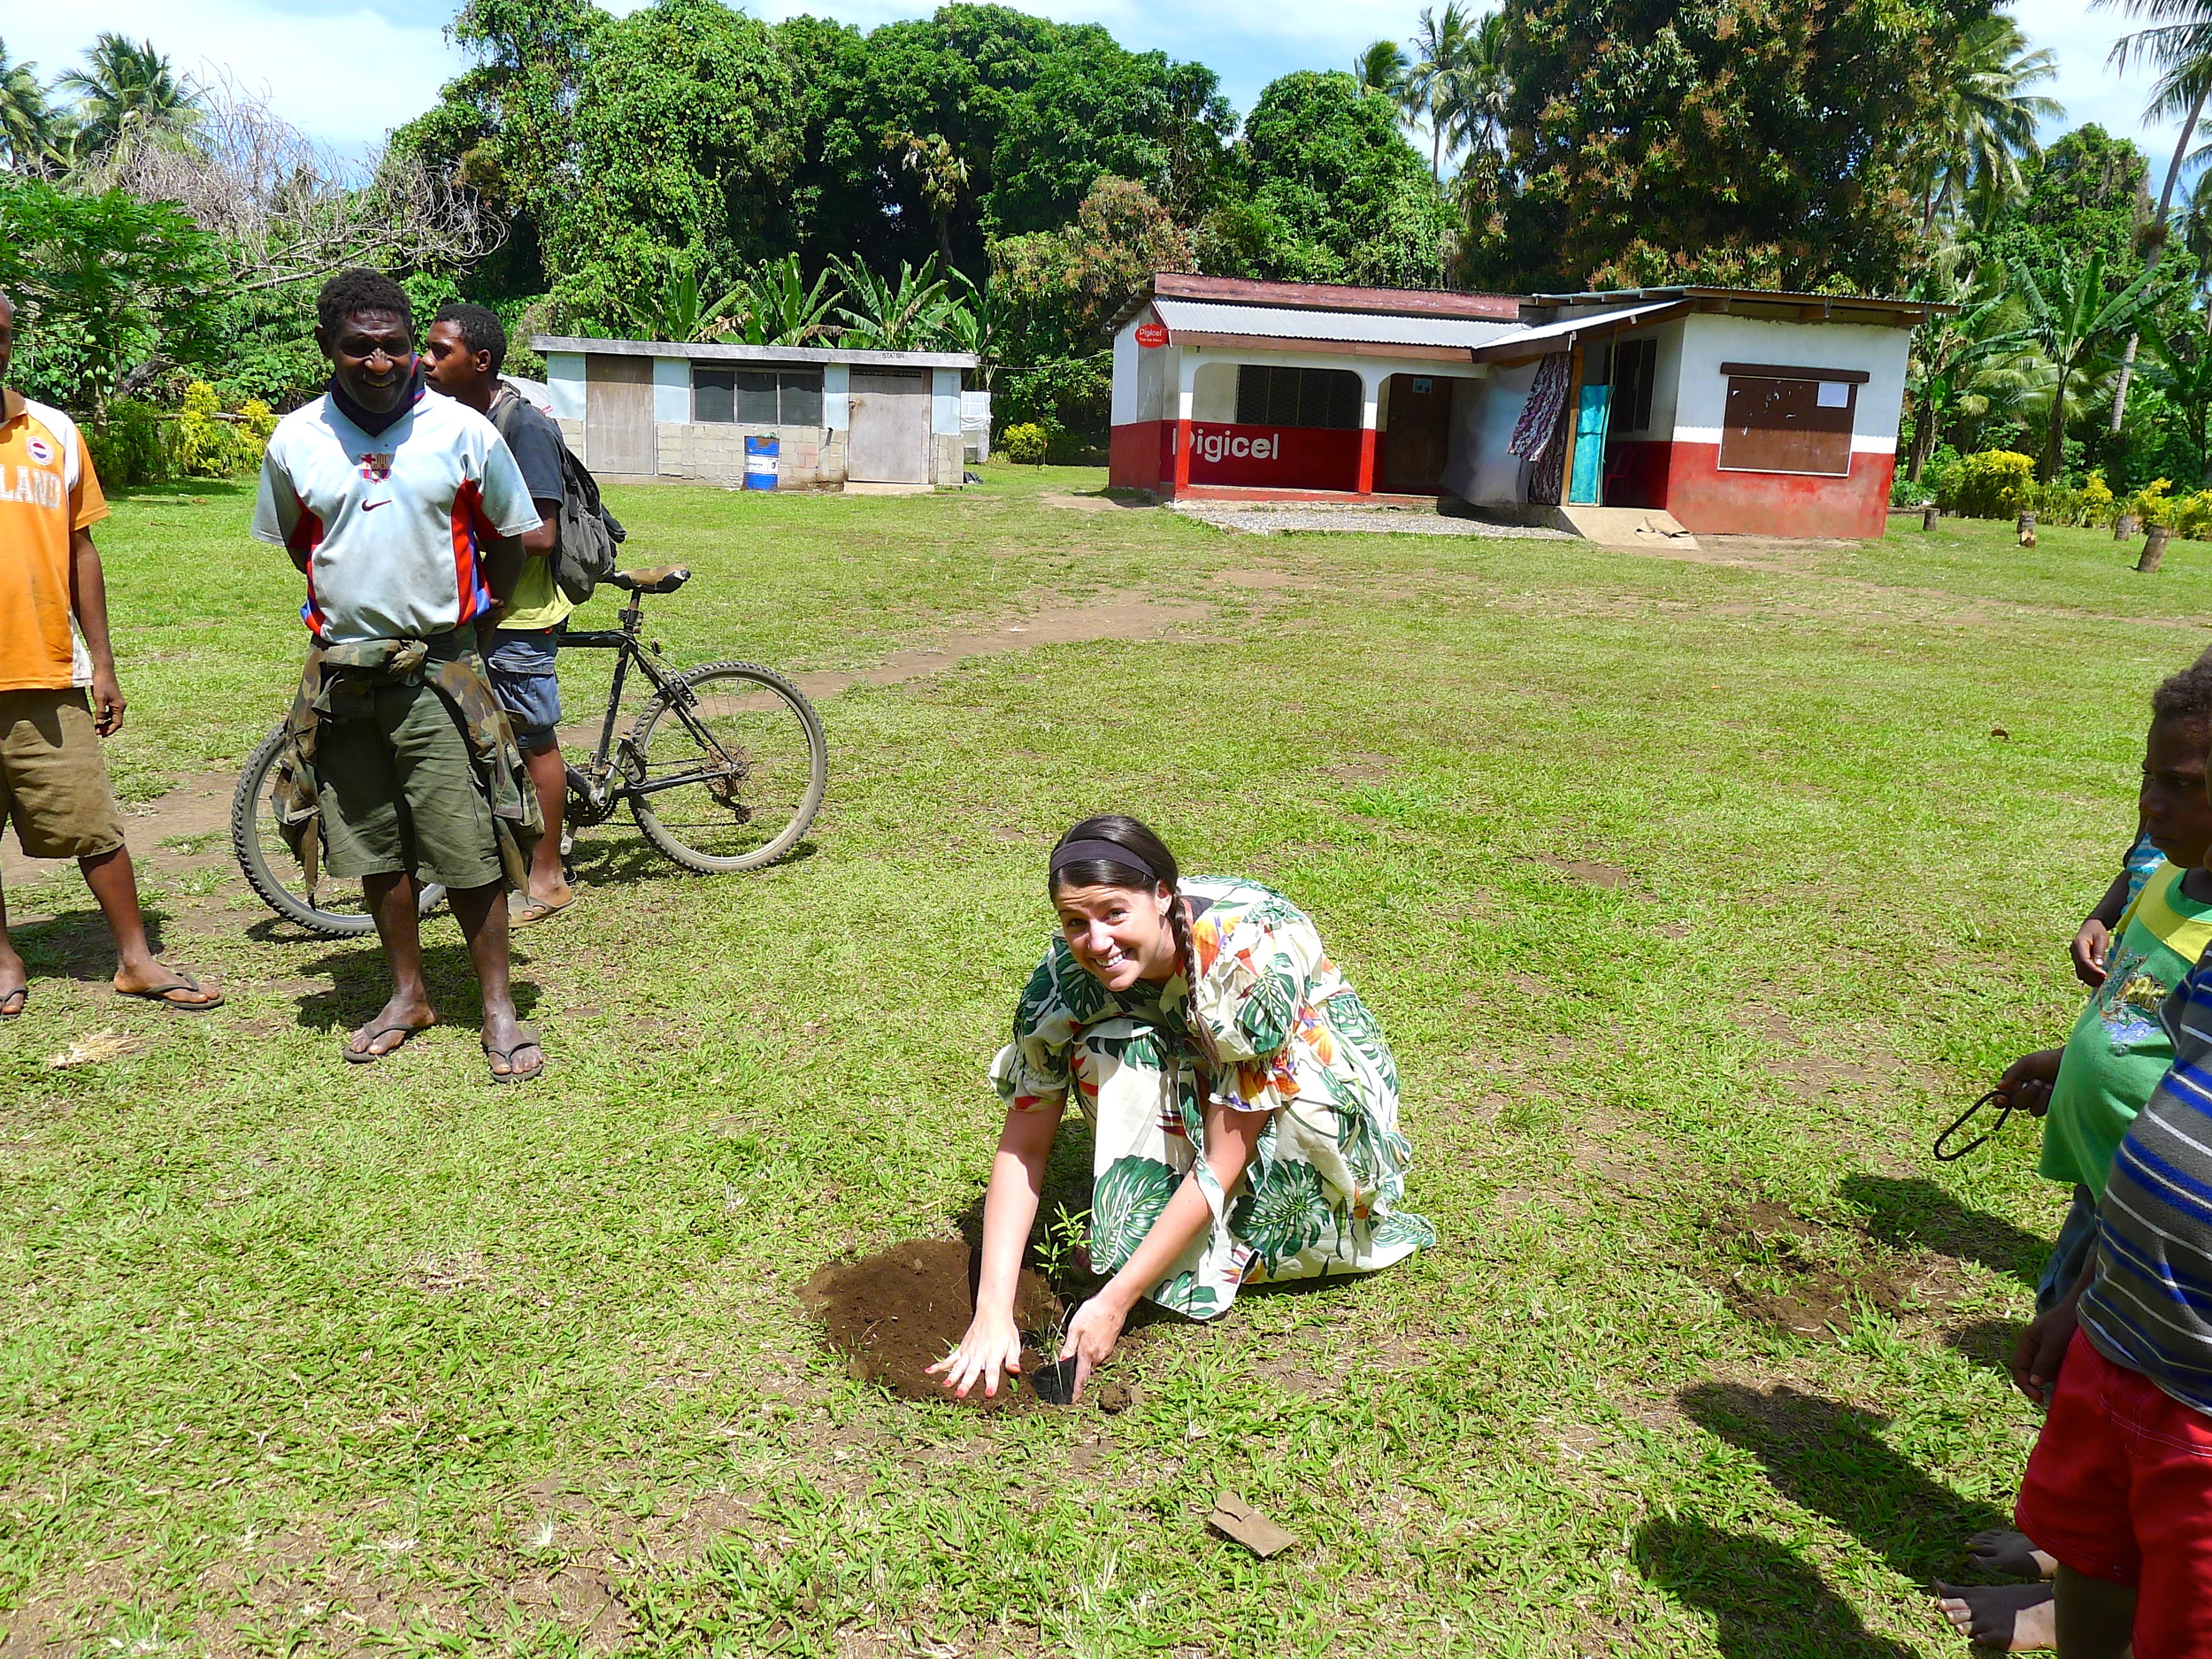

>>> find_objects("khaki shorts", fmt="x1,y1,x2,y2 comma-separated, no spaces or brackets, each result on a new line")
316,675,506,892
0,688,128,861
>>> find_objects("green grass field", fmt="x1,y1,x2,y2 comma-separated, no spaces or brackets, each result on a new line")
3,472,2204,1656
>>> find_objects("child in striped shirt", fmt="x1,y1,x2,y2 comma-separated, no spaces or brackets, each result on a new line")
2012,924,2212,1655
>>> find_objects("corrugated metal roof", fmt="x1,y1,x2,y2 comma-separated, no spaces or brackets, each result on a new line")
532,335,978,370
1151,298,1521,349
1467,300,1688,360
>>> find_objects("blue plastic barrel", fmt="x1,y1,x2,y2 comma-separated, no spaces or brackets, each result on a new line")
743,434,779,491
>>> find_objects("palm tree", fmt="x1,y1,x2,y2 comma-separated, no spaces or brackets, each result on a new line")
1442,10,1511,163
1982,250,2170,480
1902,253,2016,480
2097,0,2212,428
1354,41,1410,102
55,34,201,164
1916,15,2062,233
1408,2,1476,181
0,38,56,170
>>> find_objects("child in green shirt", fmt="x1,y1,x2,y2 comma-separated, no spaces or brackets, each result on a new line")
1938,657,2212,1651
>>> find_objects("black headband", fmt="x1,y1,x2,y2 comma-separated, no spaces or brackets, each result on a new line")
1048,838,1161,886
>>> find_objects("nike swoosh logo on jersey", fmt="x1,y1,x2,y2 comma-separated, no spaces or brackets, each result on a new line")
361,497,391,511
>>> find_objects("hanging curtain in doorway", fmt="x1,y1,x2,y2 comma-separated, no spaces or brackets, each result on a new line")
1508,353,1571,458
1527,413,1569,506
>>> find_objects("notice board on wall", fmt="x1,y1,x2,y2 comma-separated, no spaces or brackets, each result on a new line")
1716,363,1866,477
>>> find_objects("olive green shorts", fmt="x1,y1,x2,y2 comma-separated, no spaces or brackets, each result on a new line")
0,688,128,861
316,677,506,892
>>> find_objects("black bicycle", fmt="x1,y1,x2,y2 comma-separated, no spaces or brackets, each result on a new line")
232,565,828,938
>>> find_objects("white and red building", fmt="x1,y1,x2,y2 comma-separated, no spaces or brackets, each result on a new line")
1108,274,1947,539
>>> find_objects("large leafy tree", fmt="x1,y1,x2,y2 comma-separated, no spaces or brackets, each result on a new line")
1210,70,1452,288
991,175,1192,362
0,178,225,415
1475,0,1993,293
773,6,1229,277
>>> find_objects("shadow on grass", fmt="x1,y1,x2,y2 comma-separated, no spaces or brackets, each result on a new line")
1943,1317,2024,1376
1633,1517,1916,1657
9,902,181,981
1839,1173,2047,1291
288,941,539,1033
1678,1382,2008,1585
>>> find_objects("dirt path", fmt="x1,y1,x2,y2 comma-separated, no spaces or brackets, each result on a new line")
0,593,1220,927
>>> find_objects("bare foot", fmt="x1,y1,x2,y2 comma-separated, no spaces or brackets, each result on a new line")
113,960,223,1010
1967,1530,2058,1580
1935,1582,2055,1650
346,995,437,1060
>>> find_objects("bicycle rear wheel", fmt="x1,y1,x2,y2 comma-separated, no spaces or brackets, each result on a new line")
230,723,446,937
626,661,826,872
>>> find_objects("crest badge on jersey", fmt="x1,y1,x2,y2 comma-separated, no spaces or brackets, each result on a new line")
357,453,394,482
25,436,54,465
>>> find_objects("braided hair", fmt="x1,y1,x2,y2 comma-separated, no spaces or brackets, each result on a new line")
1048,814,1218,1066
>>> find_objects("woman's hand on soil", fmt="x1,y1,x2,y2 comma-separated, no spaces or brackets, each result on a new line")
1060,1294,1130,1402
927,1307,1024,1399
2072,919,2112,989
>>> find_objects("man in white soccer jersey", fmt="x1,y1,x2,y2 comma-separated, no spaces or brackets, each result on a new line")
252,269,548,1081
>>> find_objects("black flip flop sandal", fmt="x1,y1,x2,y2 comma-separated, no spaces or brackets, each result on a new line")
0,987,25,1019
483,1027,544,1084
343,1022,430,1064
118,967,224,1011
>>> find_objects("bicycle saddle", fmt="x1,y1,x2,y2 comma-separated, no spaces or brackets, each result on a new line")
604,565,691,595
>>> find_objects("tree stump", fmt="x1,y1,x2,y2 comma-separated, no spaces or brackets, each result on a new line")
2116,513,2141,540
2139,526,2171,574
1922,503,1938,530
2016,511,2037,548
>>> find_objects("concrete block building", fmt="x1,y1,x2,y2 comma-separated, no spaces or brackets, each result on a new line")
1108,274,1947,539
532,336,977,490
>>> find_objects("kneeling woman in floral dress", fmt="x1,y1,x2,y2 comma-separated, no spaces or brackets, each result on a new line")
933,814,1433,1402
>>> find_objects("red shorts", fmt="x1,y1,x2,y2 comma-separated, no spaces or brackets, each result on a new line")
2016,1328,2212,1659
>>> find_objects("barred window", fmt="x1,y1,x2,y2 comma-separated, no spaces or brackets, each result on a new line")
1233,365,1360,430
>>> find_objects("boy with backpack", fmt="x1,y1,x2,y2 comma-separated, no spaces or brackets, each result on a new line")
425,303,620,925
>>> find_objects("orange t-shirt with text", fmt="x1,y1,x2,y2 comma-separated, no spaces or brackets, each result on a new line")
0,389,110,692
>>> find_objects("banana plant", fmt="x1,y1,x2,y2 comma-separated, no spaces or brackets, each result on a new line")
828,253,956,350
1981,250,2173,480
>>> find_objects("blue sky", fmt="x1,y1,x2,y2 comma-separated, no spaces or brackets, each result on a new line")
12,0,2188,186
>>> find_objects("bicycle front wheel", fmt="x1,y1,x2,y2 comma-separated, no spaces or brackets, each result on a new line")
231,722,449,937
626,661,827,872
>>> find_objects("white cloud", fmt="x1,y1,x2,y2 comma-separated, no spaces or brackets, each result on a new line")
10,4,465,157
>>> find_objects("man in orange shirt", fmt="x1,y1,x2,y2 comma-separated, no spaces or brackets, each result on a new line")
0,289,220,1015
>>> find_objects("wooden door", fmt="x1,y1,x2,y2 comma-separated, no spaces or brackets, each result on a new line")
586,356,657,477
1379,373,1451,494
847,371,929,483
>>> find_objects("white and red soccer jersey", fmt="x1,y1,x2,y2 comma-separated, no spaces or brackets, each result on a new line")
250,386,538,644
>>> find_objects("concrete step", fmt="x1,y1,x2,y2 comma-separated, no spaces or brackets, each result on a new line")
1555,504,1700,551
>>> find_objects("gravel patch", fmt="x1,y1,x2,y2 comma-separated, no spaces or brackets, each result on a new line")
1172,503,1574,540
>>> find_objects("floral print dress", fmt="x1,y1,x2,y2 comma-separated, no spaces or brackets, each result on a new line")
990,877,1434,1320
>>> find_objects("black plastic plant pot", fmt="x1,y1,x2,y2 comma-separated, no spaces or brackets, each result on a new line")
1031,1356,1079,1405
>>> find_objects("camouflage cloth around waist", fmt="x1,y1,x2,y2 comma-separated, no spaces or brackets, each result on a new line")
269,631,541,890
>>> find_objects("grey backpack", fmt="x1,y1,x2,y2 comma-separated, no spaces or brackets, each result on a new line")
491,391,625,603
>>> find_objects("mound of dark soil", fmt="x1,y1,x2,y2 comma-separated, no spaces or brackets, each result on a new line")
799,1240,1063,1407
1709,1200,1907,1339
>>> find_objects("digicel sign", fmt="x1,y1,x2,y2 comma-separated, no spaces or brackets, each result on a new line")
1134,321,1170,348
1185,421,1360,490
